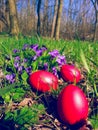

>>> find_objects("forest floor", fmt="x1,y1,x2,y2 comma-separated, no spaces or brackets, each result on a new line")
0,35,98,130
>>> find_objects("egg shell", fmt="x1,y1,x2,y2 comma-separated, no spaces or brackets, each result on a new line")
60,64,81,83
57,84,89,125
29,70,58,92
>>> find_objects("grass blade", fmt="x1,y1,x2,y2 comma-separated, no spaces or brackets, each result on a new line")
80,49,90,73
86,57,98,67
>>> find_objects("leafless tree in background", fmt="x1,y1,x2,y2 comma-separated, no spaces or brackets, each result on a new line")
26,0,31,33
67,0,73,39
51,0,58,38
91,0,98,41
0,0,98,41
54,0,63,40
37,0,42,36
8,0,19,36
43,0,48,36
0,0,9,31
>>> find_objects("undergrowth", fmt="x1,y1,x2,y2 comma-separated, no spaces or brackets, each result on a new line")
0,36,98,130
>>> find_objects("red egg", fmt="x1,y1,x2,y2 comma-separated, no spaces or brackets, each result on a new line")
60,64,81,83
29,70,58,92
57,84,88,125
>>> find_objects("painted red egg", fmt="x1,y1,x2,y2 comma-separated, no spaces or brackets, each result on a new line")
57,84,88,125
60,64,81,83
29,70,58,92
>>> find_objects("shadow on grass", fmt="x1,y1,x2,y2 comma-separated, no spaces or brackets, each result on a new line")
0,119,15,130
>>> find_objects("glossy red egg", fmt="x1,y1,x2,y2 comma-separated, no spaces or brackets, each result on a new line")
57,84,88,125
29,70,58,92
60,64,81,83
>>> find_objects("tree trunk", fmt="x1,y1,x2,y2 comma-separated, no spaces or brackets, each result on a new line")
31,0,36,32
54,0,63,40
91,0,98,41
0,0,9,30
37,0,42,36
94,9,98,41
82,0,86,40
51,0,58,38
0,21,3,32
94,0,98,41
27,0,31,34
67,0,73,39
43,0,48,36
8,0,19,36
5,0,10,31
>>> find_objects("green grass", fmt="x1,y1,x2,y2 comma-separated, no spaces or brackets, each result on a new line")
0,36,98,69
0,35,98,129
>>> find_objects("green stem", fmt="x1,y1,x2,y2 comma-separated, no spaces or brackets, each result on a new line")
94,83,98,97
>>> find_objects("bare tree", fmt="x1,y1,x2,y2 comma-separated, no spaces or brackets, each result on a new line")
0,0,97,40
27,0,30,26
91,0,98,41
0,0,9,31
51,0,58,38
81,0,87,40
67,0,73,39
37,0,42,36
31,0,37,33
8,0,19,36
42,0,48,36
54,0,63,40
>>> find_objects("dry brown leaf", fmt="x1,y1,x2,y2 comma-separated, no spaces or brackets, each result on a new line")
18,98,34,107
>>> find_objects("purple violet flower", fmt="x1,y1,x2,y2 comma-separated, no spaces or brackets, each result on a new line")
49,50,60,58
14,56,20,61
43,63,48,70
52,67,58,76
6,74,16,83
36,49,43,57
22,44,29,50
13,49,20,53
25,66,32,75
18,66,23,73
31,55,38,61
21,58,28,66
14,62,19,68
41,45,47,52
23,58,27,63
56,55,66,66
30,44,39,51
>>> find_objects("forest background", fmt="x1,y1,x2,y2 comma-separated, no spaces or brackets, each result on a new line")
0,0,98,41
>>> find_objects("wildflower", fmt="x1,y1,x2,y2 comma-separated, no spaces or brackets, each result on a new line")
31,44,47,56
56,55,66,66
36,49,43,57
21,58,28,66
13,49,20,53
5,74,15,83
31,55,37,61
52,67,58,76
18,66,23,73
25,66,32,75
22,44,29,50
14,56,20,61
49,50,60,58
30,44,39,51
23,58,27,63
41,45,47,52
43,63,48,70
14,62,19,68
